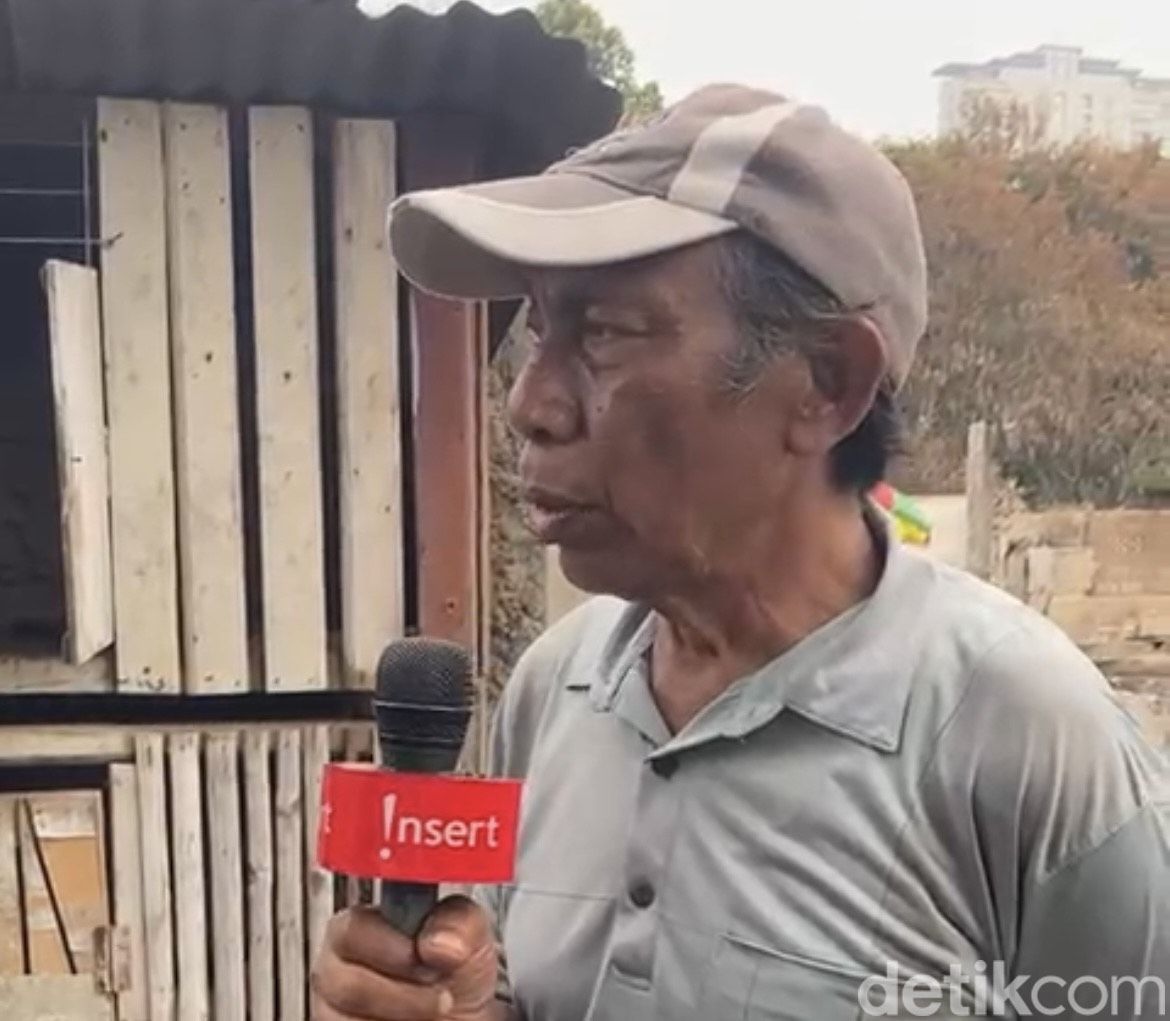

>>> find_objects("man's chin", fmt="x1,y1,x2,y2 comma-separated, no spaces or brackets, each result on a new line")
556,544,649,604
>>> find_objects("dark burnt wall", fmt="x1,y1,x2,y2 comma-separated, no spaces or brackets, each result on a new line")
0,96,93,651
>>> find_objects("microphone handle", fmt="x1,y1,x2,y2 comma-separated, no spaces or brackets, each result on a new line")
380,880,437,937
376,741,459,936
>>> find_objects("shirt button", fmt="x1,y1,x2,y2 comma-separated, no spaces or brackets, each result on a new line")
650,755,678,779
629,881,656,909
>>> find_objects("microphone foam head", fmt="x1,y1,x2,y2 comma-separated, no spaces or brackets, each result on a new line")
374,638,473,768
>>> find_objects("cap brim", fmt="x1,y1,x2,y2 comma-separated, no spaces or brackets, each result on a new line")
387,172,736,300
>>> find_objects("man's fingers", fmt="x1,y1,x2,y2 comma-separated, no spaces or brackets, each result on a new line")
325,906,437,981
309,991,367,1021
311,955,453,1020
416,895,493,973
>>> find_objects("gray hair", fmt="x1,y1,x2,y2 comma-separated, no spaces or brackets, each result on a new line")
714,231,903,490
715,231,852,394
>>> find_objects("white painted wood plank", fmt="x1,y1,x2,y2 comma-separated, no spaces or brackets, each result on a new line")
242,730,274,1021
168,733,208,1021
274,730,304,1021
109,765,148,1021
0,729,132,763
28,792,101,840
302,725,332,965
135,734,175,1021
249,107,328,693
0,652,112,694
0,975,114,1019
43,260,114,665
97,98,181,693
204,733,246,1021
163,103,249,694
0,797,21,975
333,119,404,688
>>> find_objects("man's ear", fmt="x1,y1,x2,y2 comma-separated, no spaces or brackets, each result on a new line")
785,316,887,456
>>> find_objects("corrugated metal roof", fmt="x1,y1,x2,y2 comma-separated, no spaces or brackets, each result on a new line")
0,0,621,170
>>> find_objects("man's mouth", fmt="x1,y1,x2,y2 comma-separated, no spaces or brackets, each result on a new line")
521,486,603,542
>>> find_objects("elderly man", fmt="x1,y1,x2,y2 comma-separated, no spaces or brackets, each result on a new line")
312,86,1169,1021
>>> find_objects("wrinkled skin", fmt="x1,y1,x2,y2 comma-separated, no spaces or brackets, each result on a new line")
510,241,881,607
511,241,886,728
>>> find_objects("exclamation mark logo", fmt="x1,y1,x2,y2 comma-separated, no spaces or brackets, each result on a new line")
379,794,397,861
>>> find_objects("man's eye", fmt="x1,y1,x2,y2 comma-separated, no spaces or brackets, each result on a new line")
582,322,617,344
581,321,634,353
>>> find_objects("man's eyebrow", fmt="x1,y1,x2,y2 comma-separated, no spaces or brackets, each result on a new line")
538,279,604,314
549,282,677,322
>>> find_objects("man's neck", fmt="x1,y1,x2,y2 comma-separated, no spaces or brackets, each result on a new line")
648,495,881,734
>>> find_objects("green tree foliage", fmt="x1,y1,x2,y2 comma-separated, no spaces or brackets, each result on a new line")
534,0,663,121
886,136,1170,506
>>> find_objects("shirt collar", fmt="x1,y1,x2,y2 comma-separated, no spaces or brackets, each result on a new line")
582,509,934,754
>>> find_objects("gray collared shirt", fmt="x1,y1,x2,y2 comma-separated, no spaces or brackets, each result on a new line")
476,536,1170,1020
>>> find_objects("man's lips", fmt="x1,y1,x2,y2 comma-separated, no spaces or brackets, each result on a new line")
520,486,604,541
521,485,594,513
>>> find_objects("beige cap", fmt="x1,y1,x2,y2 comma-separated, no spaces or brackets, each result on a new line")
388,84,928,385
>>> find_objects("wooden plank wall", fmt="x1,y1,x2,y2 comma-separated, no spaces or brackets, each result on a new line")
15,101,495,707
303,725,333,962
249,107,328,693
274,728,305,1021
109,765,148,1021
100,726,364,1020
0,798,22,976
0,976,114,1020
89,100,411,697
0,652,112,694
164,104,250,696
169,733,209,1021
135,734,175,1020
206,733,246,1021
243,730,275,1021
333,119,406,688
97,99,183,693
43,261,115,665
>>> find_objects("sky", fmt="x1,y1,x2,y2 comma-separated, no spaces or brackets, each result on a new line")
463,0,1170,141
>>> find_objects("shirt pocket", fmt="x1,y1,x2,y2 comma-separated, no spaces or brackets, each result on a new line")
700,934,868,1021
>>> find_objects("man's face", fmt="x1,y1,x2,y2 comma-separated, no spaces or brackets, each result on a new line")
508,241,811,600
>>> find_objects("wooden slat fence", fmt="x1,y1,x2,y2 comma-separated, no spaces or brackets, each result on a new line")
109,724,372,1021
91,101,409,696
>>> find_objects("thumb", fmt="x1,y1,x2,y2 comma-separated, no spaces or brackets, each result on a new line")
415,895,492,974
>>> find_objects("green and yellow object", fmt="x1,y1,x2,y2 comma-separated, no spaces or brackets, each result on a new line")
870,482,932,546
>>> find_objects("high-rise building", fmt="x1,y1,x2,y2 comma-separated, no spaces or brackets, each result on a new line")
934,45,1170,152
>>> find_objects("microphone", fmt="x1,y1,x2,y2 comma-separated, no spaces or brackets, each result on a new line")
374,637,473,936
316,640,519,936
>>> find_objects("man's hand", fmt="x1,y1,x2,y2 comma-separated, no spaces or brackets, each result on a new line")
310,895,500,1020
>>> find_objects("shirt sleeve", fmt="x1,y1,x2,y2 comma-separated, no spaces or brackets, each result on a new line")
1011,798,1170,1019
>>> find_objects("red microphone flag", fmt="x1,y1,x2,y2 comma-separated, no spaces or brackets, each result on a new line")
317,763,522,884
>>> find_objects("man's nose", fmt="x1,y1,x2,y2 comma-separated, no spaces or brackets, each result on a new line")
506,347,581,445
